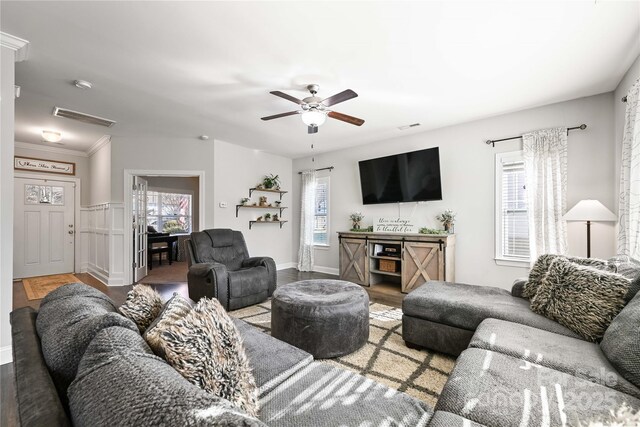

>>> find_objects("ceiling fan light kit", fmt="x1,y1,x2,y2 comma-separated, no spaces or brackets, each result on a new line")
261,84,364,134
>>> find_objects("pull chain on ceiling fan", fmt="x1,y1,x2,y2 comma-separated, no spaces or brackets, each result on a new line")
261,84,365,134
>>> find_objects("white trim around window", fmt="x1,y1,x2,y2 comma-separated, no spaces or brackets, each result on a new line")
495,151,531,267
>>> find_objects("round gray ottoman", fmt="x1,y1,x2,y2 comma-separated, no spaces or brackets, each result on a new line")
271,279,369,359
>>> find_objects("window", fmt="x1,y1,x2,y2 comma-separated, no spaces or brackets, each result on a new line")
496,152,530,264
147,190,192,234
313,177,330,246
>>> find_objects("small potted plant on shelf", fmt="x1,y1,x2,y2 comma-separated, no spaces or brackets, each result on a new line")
350,212,364,230
274,200,282,207
240,197,250,206
273,214,279,222
262,174,281,190
264,213,272,221
436,209,456,233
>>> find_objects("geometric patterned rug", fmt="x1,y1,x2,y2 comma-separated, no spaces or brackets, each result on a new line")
230,300,456,407
22,273,84,300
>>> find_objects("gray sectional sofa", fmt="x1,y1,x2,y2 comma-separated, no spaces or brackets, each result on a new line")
403,258,640,426
11,283,431,427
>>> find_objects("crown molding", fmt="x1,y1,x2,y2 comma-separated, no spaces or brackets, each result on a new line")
0,32,29,62
87,135,111,156
15,141,89,158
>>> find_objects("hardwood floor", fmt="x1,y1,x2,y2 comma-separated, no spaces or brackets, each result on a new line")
2,268,404,425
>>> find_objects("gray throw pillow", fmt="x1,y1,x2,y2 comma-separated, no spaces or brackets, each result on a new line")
523,254,613,299
600,292,640,389
530,257,629,342
609,255,640,302
119,284,163,332
158,297,260,417
69,326,265,426
35,283,138,400
144,293,194,358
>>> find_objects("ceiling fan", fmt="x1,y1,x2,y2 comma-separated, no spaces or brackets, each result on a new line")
261,84,365,134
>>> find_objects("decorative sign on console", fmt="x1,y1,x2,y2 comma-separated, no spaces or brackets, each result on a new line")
14,156,75,176
374,217,417,233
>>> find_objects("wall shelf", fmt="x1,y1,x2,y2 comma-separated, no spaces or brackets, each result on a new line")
236,205,287,217
249,188,288,200
249,220,288,230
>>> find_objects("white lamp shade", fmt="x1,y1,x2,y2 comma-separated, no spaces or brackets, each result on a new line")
301,110,326,127
564,199,616,222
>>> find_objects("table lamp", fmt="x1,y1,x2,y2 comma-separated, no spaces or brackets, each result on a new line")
564,199,616,258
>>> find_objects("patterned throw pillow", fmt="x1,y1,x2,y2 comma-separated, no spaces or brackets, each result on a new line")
158,298,259,417
144,293,194,357
523,254,613,299
119,284,163,332
530,257,629,342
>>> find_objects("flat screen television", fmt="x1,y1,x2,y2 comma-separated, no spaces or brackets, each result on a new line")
358,147,442,204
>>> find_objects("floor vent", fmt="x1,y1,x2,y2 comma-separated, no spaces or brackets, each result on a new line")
53,107,116,127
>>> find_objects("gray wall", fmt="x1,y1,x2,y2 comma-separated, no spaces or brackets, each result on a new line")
1,46,16,359
89,141,111,205
109,136,216,227
213,140,293,266
292,92,617,289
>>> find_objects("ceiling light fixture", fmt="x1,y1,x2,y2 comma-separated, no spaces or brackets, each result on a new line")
301,109,326,127
74,79,93,89
42,130,62,143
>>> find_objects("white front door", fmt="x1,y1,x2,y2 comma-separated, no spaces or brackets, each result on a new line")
133,177,148,282
14,178,75,278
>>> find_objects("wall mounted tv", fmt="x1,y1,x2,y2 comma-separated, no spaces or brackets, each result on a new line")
358,147,442,205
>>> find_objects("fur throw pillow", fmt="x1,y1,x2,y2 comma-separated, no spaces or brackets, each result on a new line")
523,254,613,299
144,293,194,357
119,284,163,332
530,257,629,342
158,297,259,417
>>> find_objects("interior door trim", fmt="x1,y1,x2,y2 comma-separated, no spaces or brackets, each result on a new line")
14,172,81,274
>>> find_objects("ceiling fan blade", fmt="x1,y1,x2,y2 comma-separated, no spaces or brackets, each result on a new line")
328,111,365,126
261,111,301,121
308,125,318,134
321,89,358,107
270,91,305,105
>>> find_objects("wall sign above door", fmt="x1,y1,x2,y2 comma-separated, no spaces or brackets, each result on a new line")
14,156,75,176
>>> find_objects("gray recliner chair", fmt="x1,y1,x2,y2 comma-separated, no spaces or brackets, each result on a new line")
186,229,277,311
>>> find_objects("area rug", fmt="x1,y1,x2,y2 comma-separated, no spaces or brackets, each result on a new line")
230,301,455,407
22,273,84,300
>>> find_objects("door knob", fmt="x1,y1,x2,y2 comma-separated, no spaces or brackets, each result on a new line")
68,230,74,234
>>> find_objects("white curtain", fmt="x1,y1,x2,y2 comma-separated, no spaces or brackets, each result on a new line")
618,79,640,260
298,170,317,271
523,127,568,261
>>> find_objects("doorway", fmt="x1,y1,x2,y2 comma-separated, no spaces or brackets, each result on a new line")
13,176,77,278
124,170,205,285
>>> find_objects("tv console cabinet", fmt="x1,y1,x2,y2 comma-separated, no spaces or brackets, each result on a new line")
338,231,455,294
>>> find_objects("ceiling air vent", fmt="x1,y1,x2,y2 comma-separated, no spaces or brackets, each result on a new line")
53,107,116,127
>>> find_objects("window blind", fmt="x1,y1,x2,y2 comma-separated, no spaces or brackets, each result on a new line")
501,161,530,258
313,178,329,245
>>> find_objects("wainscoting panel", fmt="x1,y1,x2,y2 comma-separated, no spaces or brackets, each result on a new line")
79,203,126,286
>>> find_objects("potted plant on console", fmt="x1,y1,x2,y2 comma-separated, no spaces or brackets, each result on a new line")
436,209,456,233
350,212,364,230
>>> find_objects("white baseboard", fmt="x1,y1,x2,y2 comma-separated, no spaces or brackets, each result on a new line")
276,262,297,270
87,268,126,286
312,265,339,276
0,345,12,365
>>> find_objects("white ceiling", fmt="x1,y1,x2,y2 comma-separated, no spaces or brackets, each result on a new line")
2,1,639,158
